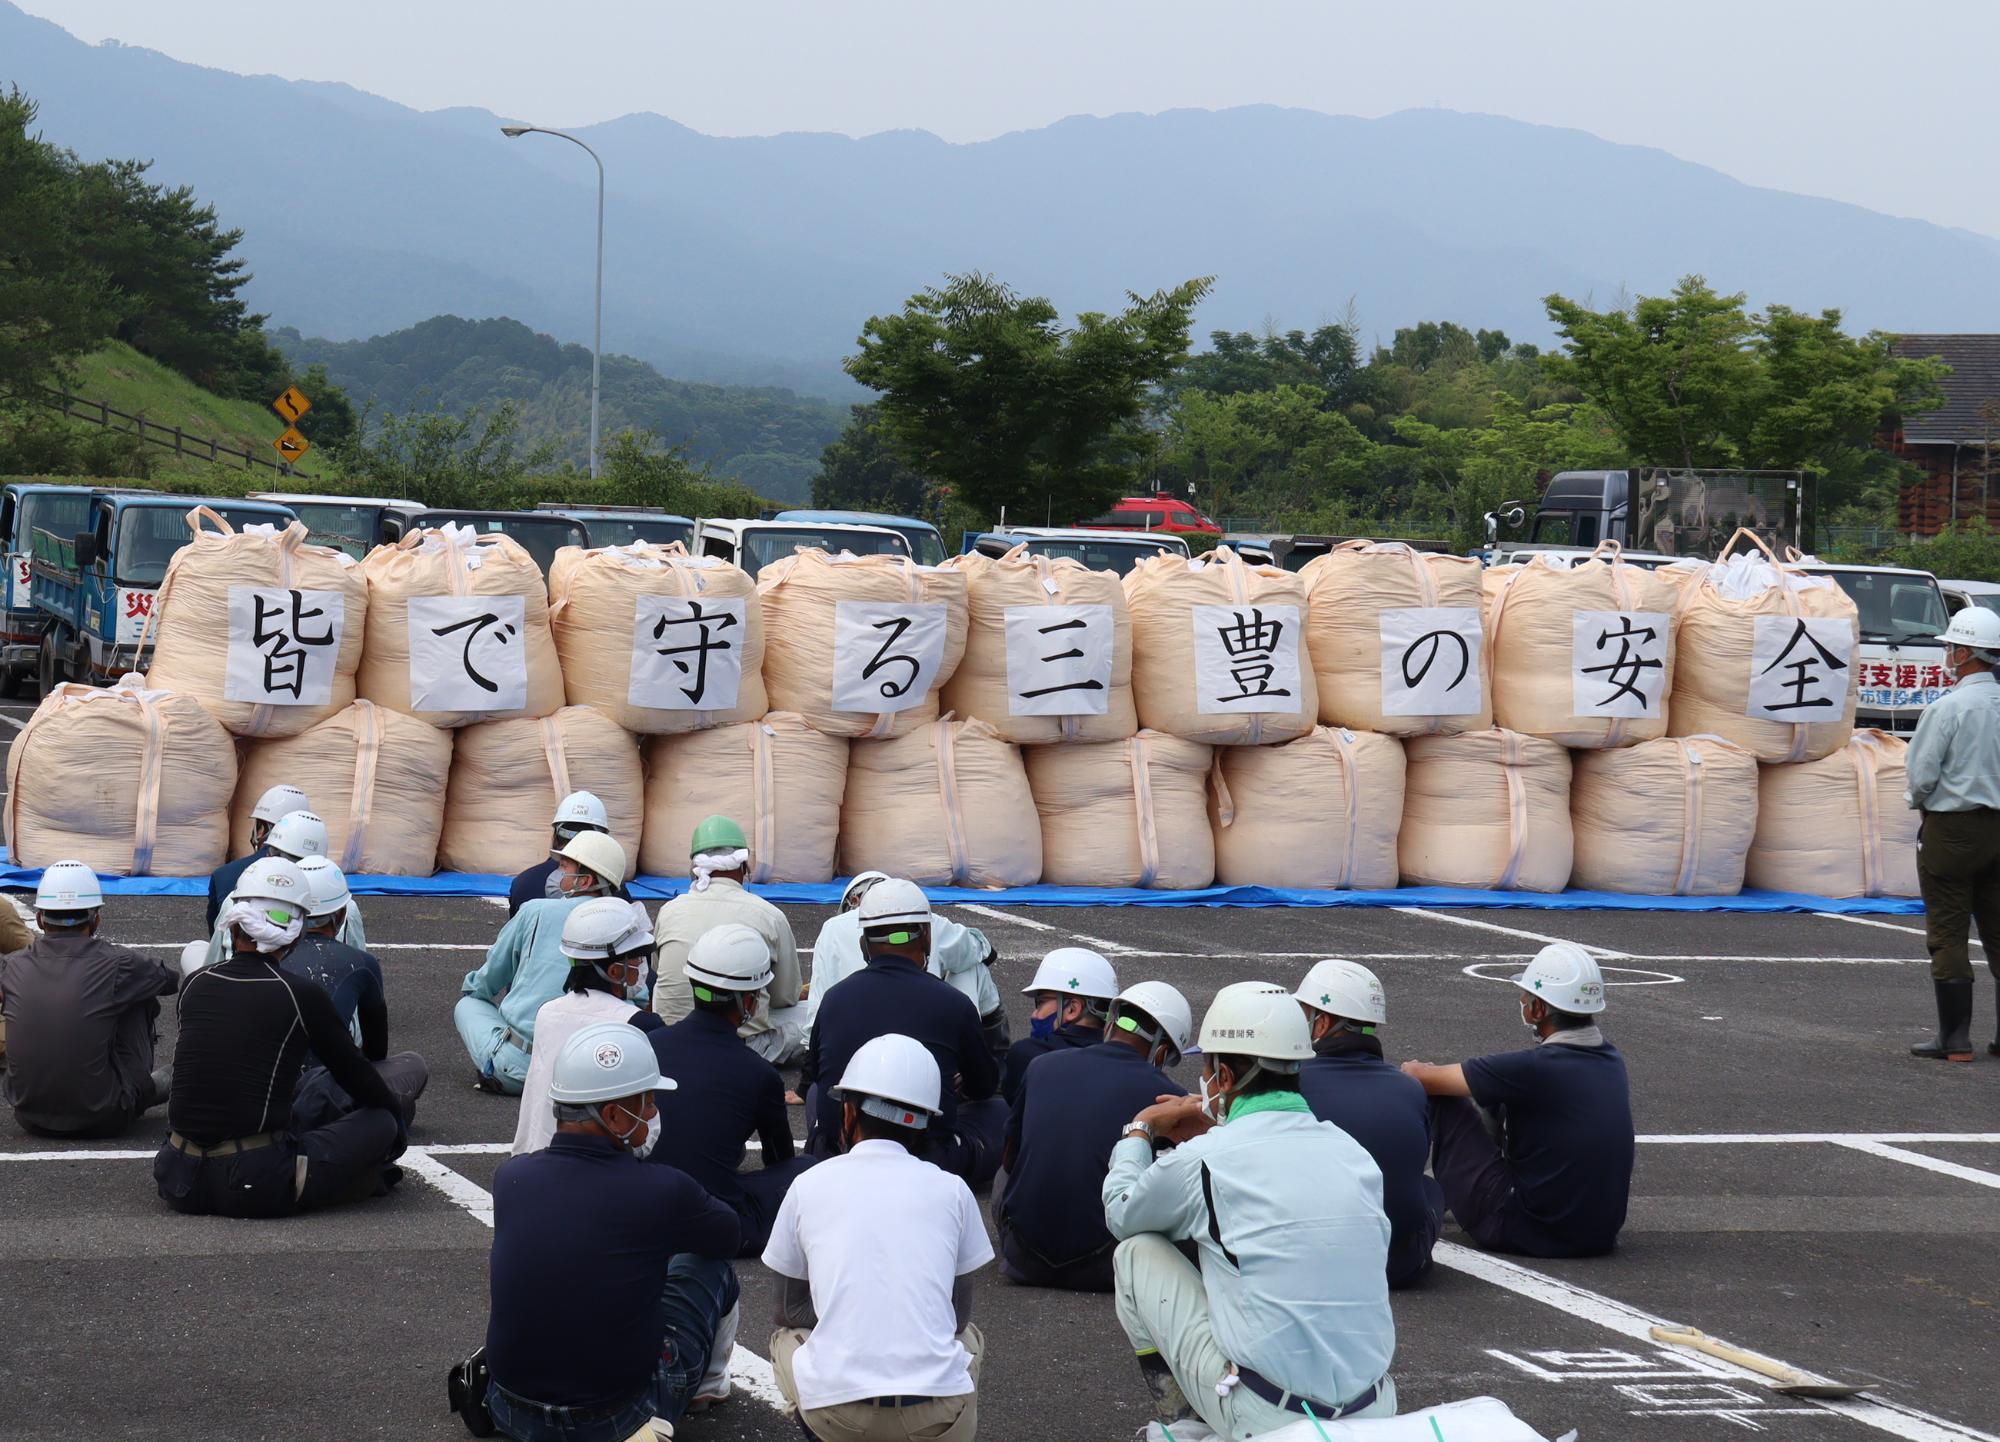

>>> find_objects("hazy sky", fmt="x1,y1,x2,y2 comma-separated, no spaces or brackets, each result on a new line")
21,0,2000,239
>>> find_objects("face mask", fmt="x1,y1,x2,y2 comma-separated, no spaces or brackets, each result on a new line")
1521,1000,1541,1035
605,1102,659,1158
1198,1070,1226,1124
1029,1012,1058,1042
544,869,566,899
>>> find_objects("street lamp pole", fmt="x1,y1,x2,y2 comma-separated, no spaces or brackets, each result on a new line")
500,124,604,479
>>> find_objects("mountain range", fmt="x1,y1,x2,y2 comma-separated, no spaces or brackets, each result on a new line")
9,0,2000,400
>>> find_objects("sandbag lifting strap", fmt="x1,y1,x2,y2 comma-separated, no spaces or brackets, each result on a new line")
1493,729,1531,892
1126,733,1162,889
539,716,574,822
342,700,383,874
749,721,780,886
932,719,972,885
1670,740,1706,897
1849,737,1887,899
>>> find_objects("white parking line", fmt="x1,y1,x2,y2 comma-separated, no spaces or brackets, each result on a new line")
1816,913,1974,948
951,903,1136,956
0,714,22,733
1390,906,1632,958
1832,1139,2000,1190
1638,1133,2000,1145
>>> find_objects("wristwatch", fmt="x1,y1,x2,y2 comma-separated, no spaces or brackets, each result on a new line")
1124,1116,1155,1143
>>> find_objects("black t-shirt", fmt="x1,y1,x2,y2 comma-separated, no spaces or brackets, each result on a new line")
1464,1039,1634,1252
1000,1023,1100,1106
281,933,388,1060
806,959,997,1147
639,1008,793,1201
1299,1049,1434,1282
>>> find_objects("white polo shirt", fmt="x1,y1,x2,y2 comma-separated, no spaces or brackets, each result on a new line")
761,1137,993,1409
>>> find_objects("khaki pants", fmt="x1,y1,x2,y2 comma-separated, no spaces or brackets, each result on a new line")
1919,810,2000,983
769,1324,982,1440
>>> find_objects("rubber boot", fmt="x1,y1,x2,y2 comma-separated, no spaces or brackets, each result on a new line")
1911,979,1975,1062
1135,1349,1194,1427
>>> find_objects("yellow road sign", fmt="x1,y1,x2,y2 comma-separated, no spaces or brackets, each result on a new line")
273,427,311,463
273,385,312,424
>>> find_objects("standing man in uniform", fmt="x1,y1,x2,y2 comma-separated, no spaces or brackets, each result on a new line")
1906,606,2000,1061
205,783,307,931
1001,948,1118,1105
507,791,618,917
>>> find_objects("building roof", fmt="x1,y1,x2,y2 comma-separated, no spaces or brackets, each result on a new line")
1892,335,2000,445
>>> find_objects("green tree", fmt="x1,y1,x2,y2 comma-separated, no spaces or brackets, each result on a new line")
1158,384,1375,521
0,87,114,397
290,362,358,452
336,401,557,509
1171,323,1364,408
846,271,1212,526
588,429,765,518
810,403,930,515
1394,397,1623,551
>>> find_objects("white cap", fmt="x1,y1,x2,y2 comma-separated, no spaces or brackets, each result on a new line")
250,784,310,825
557,831,629,887
233,856,310,914
1022,947,1120,1002
548,1022,672,1104
832,1033,941,1126
33,859,102,914
685,923,776,991
840,871,891,909
559,896,653,962
1197,981,1314,1068
553,790,609,831
1937,607,2000,657
1110,980,1193,1062
1294,959,1387,1026
295,855,352,920
266,810,329,861
1514,942,1607,1015
856,877,931,930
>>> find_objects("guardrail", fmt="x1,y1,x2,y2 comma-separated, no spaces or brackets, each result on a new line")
23,383,296,476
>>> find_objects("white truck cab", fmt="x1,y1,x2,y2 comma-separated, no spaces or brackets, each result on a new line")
1795,561,1951,734
691,518,912,579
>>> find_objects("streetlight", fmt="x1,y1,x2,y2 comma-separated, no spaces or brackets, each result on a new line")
500,123,604,479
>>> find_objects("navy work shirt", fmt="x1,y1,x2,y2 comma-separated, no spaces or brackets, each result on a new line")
281,933,388,1060
1000,1023,1101,1106
1300,1045,1438,1286
806,958,997,1148
508,858,630,917
639,1008,794,1199
204,846,267,932
1002,1040,1184,1266
1464,1039,1634,1254
485,1133,740,1408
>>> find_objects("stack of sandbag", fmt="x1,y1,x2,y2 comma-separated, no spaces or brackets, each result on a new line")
1123,546,1318,746
549,541,765,733
1301,541,1491,737
758,549,968,739
840,717,1042,887
1570,735,1759,894
639,713,848,883
4,675,235,876
1483,545,1678,748
438,704,641,875
1400,728,1573,892
1211,727,1405,889
230,700,454,875
1746,729,1919,898
144,507,368,737
358,524,565,727
940,545,1137,744
1668,530,1859,763
1023,730,1212,889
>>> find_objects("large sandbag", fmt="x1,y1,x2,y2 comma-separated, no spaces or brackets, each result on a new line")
549,541,765,734
1483,544,1679,748
1212,727,1404,890
1123,546,1318,746
1570,735,1758,895
1400,729,1573,892
757,550,968,739
1667,530,1859,763
143,507,368,738
940,545,1136,744
1746,730,1919,898
639,714,848,883
4,674,235,876
840,718,1041,887
437,705,641,876
358,524,565,728
1023,731,1212,889
1301,541,1491,737
230,700,453,875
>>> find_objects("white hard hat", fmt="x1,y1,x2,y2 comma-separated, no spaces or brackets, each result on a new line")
250,784,310,826
557,831,629,887
548,1022,672,1104
295,854,352,920
831,1032,941,1127
685,922,776,992
855,877,931,930
178,939,211,979
559,896,652,962
1110,980,1193,1062
1937,607,2000,656
33,859,103,914
840,871,891,909
1515,942,1607,1015
1295,959,1387,1026
1022,947,1120,1002
233,856,310,915
553,790,609,831
1197,981,1314,1068
265,810,329,861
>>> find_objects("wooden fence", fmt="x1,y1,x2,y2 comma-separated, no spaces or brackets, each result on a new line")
27,383,296,475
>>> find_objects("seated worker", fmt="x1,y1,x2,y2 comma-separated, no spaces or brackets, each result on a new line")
1001,947,1119,1105
155,858,405,1217
998,980,1190,1292
507,790,617,917
1,861,176,1137
197,810,365,970
1108,982,1397,1437
511,898,652,1156
802,879,1004,1185
651,815,804,1064
762,1034,992,1442
457,832,628,1096
807,872,1008,1060
470,1023,742,1442
1401,942,1634,1259
1295,959,1442,1289
205,783,306,931
286,856,428,1132
0,881,27,1070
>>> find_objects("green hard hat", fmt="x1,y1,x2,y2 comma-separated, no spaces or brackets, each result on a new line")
690,814,748,856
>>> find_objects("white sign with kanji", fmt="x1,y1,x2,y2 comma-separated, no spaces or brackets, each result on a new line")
407,594,528,711
1571,610,1671,719
1004,604,1113,716
1192,603,1303,715
223,586,345,705
831,601,948,714
1746,616,1853,721
1379,606,1483,716
629,595,746,711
